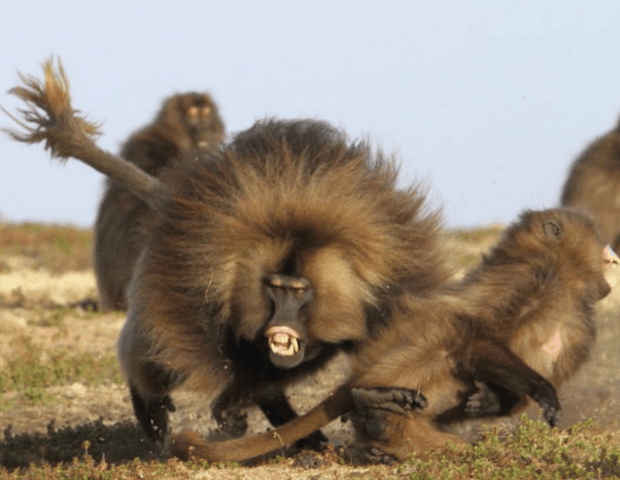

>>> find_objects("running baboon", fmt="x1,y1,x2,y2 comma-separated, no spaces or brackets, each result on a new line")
4,59,452,448
561,117,620,250
346,208,617,461
168,208,617,463
95,91,225,310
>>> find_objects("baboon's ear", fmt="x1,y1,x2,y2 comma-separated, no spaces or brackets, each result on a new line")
543,220,562,239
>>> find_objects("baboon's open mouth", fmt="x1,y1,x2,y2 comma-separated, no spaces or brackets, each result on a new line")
266,326,301,356
265,326,305,369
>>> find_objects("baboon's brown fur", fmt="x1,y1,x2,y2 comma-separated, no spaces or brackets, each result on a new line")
95,92,225,310
350,209,614,459
561,118,620,250
170,208,616,462
5,58,452,448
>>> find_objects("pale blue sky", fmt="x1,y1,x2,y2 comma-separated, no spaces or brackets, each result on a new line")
2,1,620,228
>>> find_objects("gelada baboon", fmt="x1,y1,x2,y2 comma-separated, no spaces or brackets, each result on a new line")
4,59,452,449
169,208,617,463
95,91,225,310
561,117,620,250
348,208,617,461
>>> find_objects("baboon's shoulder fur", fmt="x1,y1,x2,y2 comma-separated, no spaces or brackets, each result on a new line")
134,119,451,390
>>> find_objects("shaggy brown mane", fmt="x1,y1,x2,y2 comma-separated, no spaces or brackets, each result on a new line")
4,58,454,450
136,119,450,390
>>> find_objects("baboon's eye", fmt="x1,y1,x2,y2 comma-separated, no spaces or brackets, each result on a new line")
264,274,312,298
543,221,562,239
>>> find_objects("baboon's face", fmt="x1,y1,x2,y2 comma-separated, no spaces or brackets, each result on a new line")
176,93,223,149
527,210,619,300
262,273,314,369
234,243,372,370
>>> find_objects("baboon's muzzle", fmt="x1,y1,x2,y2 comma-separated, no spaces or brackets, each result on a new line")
263,274,313,369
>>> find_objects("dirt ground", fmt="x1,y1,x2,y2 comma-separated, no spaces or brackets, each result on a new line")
0,223,618,478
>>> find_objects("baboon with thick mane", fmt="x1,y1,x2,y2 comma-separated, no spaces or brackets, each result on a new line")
95,91,225,310
168,208,616,463
4,59,452,449
561,117,620,250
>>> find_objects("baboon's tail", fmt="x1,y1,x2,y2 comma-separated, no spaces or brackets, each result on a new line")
170,385,352,462
3,57,165,208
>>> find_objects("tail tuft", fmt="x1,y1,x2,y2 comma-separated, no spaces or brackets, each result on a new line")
2,57,100,161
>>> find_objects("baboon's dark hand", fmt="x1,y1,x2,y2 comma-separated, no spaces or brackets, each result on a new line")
530,381,561,427
543,402,560,427
212,406,249,438
351,386,427,414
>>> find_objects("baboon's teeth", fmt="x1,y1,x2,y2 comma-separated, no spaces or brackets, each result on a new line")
268,333,301,357
267,326,301,356
273,333,289,344
269,340,294,356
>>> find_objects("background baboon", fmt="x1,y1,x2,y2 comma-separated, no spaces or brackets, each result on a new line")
169,208,617,462
95,92,225,310
5,59,452,449
561,118,620,250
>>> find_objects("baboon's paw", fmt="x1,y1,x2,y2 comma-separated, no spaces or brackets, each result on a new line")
530,381,560,427
213,406,249,438
351,386,427,414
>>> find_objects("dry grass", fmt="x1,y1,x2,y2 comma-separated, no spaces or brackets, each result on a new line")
442,224,503,272
0,221,618,479
0,223,92,273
